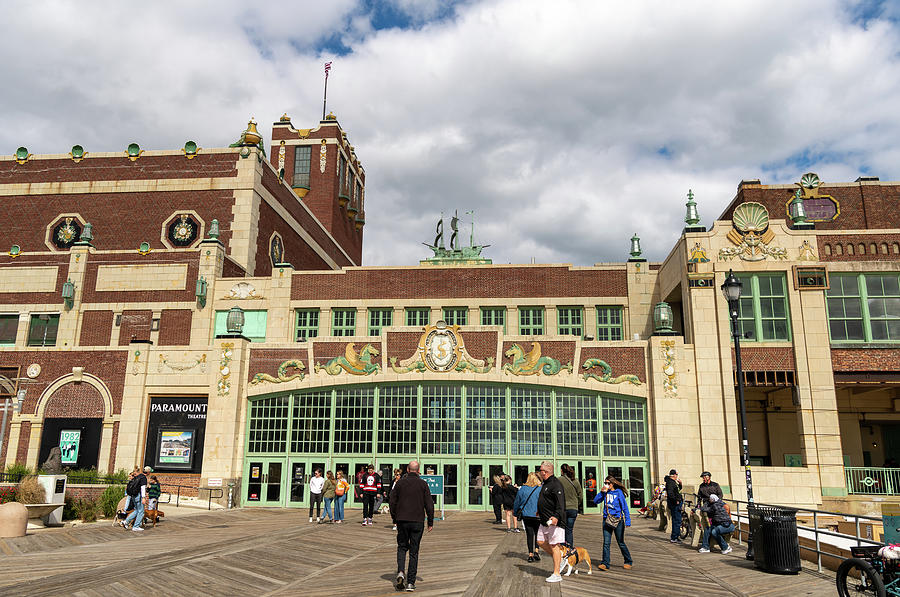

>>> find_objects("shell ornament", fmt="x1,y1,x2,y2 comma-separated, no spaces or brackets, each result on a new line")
800,172,821,190
732,202,769,233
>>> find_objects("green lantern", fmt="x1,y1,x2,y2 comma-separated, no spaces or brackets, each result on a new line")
226,306,245,334
62,278,75,309
653,302,674,334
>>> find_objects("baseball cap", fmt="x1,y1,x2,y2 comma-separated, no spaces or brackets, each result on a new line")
709,494,719,503
143,466,152,473
701,471,711,477
669,469,677,475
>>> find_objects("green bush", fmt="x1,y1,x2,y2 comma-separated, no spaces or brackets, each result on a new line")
0,486,16,504
62,496,77,521
108,469,129,484
73,498,99,523
98,485,126,518
4,463,32,479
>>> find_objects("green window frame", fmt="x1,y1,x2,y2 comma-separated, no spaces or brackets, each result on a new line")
406,308,430,327
377,385,417,454
421,385,461,454
0,314,18,346
291,391,331,453
292,145,311,189
734,274,791,342
442,307,467,326
27,314,59,347
247,395,289,453
368,308,392,336
557,306,583,336
827,273,900,342
295,309,319,342
518,307,544,335
466,385,505,455
214,310,267,342
333,387,374,453
602,396,646,458
556,391,599,457
596,306,624,341
509,387,552,455
480,307,506,333
331,308,356,336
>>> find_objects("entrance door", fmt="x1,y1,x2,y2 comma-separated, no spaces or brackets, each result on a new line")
246,459,286,506
420,460,459,510
466,461,505,510
287,459,327,507
511,461,543,486
584,463,599,509
603,461,648,510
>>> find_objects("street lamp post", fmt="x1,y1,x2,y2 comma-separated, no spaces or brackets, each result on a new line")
721,269,755,560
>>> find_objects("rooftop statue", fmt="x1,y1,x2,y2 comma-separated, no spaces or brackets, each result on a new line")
423,210,491,264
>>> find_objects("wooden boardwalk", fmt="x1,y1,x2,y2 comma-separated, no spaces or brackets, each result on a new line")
0,509,837,596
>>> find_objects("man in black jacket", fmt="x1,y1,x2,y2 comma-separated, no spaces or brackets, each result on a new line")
389,460,434,593
664,469,683,543
536,460,567,583
697,471,724,535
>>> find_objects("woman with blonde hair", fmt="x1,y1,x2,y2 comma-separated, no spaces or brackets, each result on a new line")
512,472,543,562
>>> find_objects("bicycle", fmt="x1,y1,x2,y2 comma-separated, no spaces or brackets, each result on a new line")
836,544,897,596
678,499,694,541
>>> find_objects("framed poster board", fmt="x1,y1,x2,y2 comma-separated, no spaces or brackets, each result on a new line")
155,428,196,470
59,430,81,465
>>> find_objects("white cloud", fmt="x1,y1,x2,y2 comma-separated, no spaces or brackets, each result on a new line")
1,0,898,266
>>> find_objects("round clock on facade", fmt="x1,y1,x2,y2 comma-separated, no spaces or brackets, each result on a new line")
26,363,41,378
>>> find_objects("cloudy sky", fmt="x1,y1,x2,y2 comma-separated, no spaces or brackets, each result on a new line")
3,0,899,266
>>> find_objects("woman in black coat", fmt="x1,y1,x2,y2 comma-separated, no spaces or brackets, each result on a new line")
500,475,520,532
490,477,503,523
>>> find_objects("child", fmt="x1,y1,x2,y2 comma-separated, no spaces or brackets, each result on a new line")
147,475,161,511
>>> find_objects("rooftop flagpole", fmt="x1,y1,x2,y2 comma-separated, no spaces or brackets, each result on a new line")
322,61,332,120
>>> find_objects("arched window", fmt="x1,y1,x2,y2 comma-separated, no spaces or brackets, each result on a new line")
848,244,854,255
836,244,843,256
824,244,832,257
881,243,888,255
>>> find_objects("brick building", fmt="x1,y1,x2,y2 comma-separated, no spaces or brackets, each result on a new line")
0,116,897,511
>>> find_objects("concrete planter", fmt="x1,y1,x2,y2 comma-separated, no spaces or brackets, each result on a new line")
0,502,28,538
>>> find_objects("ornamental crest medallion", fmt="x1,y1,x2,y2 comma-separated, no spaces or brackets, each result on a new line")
390,321,493,374
173,215,193,241
718,202,787,262
424,323,461,372
57,218,78,244
783,172,839,223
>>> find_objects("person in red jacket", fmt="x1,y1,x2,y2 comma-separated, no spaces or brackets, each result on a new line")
360,464,382,526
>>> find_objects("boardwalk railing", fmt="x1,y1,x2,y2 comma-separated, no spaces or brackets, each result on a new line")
159,484,224,510
724,497,882,573
845,466,900,495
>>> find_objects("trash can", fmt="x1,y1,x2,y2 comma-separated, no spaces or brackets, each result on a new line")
748,505,801,574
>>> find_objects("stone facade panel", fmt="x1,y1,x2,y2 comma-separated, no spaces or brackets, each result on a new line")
79,310,114,346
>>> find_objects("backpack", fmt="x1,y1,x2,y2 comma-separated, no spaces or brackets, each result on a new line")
126,475,142,497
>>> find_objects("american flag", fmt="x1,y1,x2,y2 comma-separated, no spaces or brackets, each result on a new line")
324,62,332,78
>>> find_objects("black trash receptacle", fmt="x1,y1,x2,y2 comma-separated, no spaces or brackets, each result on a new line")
748,505,801,574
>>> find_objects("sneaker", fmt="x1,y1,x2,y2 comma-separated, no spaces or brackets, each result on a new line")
527,555,534,563
395,571,406,591
545,574,562,583
623,564,632,570
131,527,144,532
514,528,521,533
722,546,733,555
406,584,415,592
309,517,314,523
597,564,608,571
392,525,397,531
698,547,710,553
670,539,682,544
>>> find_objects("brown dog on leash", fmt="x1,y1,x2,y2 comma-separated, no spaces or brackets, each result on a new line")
560,547,593,576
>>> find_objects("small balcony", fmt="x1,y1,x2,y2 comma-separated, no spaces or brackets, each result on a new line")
845,467,900,495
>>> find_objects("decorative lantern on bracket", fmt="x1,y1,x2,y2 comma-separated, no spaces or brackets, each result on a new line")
226,306,245,335
195,276,208,308
62,279,75,309
653,302,676,335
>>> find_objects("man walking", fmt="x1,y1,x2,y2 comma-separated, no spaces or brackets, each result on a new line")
536,460,567,583
122,465,149,532
390,460,434,593
361,464,381,526
665,469,683,543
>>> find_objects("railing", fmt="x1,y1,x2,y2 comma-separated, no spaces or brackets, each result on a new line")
845,467,900,495
160,484,224,510
723,497,882,573
0,472,24,483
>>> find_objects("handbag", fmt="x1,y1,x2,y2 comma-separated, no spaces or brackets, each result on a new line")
604,490,622,527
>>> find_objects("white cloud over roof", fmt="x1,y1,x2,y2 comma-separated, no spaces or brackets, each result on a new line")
1,0,898,265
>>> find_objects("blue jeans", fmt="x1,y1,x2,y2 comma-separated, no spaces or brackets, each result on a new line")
125,498,145,529
668,500,683,541
324,497,334,520
702,522,735,550
335,495,346,521
601,519,633,566
564,509,578,547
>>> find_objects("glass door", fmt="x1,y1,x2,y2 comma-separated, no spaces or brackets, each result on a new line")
287,459,327,508
246,458,286,506
584,462,599,509
510,461,543,486
465,461,505,510
603,461,648,510
420,460,459,510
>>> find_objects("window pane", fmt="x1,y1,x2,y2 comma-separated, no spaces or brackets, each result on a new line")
333,387,374,453
295,309,319,341
465,385,505,455
872,320,889,340
869,299,886,318
291,391,330,453
886,298,900,318
510,387,551,455
827,298,845,318
867,276,885,296
421,385,461,454
377,385,417,454
293,146,311,188
829,320,846,341
27,314,59,347
884,276,900,296
0,315,17,345
846,320,864,340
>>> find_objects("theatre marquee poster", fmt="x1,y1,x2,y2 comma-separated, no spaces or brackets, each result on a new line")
144,396,208,473
59,430,81,465
158,429,195,468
